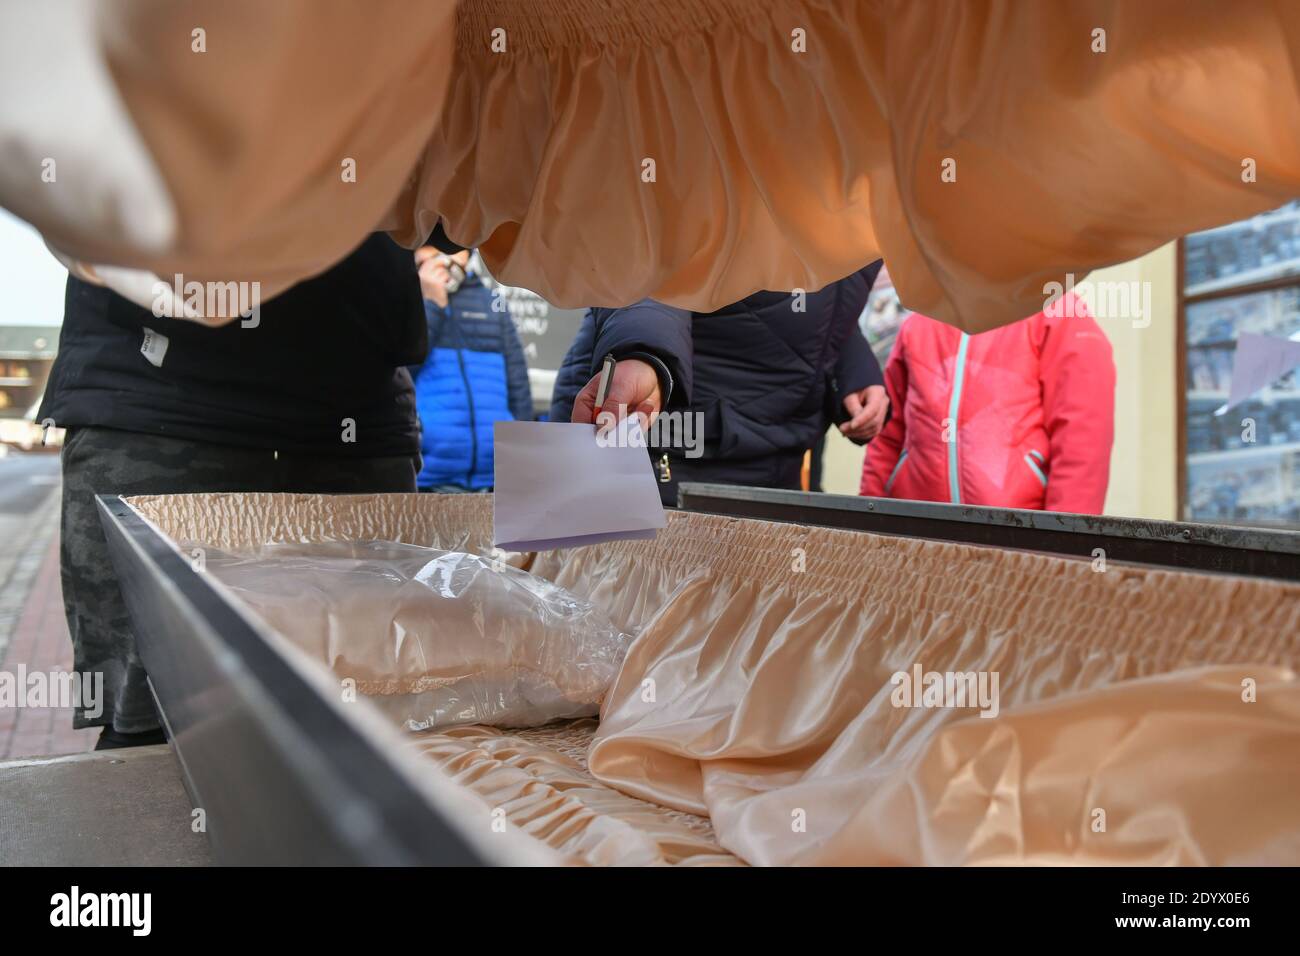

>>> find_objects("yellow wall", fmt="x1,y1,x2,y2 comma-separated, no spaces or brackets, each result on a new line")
1083,244,1179,519
820,422,863,496
820,245,1181,519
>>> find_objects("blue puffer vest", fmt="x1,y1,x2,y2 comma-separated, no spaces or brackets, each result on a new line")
412,274,530,489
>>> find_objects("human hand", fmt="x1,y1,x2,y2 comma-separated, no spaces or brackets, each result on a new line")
415,247,464,308
571,358,662,433
840,384,889,441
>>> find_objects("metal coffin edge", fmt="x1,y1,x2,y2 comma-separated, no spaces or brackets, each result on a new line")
96,494,509,866
677,483,1300,581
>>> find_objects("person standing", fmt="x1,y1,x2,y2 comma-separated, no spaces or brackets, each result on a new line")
39,233,426,748
859,294,1116,513
410,247,533,492
553,262,889,505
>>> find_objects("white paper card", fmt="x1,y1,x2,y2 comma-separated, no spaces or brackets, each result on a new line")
493,418,667,551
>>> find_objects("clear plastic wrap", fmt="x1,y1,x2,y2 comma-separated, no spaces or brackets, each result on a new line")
194,540,630,731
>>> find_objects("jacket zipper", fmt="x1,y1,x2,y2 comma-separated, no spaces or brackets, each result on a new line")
884,448,909,494
444,306,478,487
1024,450,1048,488
947,333,970,504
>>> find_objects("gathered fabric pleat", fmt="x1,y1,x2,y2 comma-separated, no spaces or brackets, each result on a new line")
406,721,742,865
127,494,1300,865
534,514,1300,865
349,0,1300,328
4,1,1299,330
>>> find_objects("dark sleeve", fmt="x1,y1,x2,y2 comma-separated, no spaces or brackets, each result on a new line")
829,260,881,384
336,232,428,368
589,298,693,408
404,299,443,378
548,310,598,422
832,326,885,398
826,261,886,437
500,312,534,422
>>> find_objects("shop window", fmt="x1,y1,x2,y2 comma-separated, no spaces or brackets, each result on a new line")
1180,201,1300,527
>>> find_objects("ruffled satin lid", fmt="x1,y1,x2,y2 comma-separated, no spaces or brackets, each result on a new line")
3,0,1299,330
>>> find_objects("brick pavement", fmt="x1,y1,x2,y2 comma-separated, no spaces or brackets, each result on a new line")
0,536,98,759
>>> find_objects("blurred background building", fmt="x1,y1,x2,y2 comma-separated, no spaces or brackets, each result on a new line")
0,210,66,450
0,325,59,448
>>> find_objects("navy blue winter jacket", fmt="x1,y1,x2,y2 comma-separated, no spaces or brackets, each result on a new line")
411,273,532,489
549,262,884,499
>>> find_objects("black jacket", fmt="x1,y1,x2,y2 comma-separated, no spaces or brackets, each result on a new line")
549,262,884,499
39,234,426,457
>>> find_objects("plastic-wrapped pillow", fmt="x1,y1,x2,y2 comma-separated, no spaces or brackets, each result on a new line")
196,541,629,730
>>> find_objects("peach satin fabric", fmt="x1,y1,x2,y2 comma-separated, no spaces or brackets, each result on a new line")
4,1,1298,330
406,721,741,865
534,514,1300,865
127,495,1300,866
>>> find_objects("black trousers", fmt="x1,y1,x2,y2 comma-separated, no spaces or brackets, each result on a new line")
59,426,417,733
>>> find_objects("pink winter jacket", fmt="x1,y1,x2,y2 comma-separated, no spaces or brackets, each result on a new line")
861,295,1115,513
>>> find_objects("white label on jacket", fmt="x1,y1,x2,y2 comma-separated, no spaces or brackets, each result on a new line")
140,327,169,367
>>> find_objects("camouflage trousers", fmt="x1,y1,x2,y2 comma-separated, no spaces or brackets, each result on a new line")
60,426,418,733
